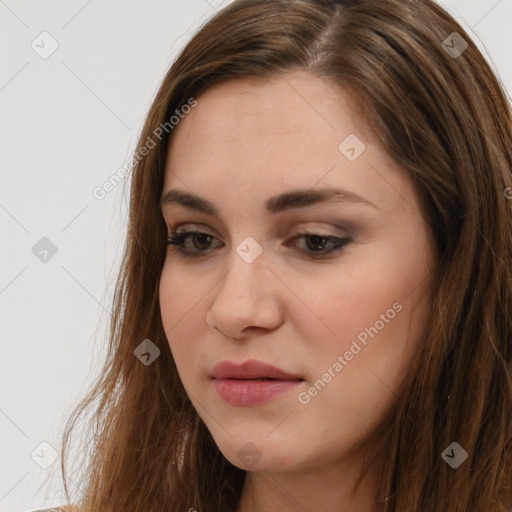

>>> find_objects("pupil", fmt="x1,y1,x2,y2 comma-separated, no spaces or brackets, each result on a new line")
307,235,327,251
194,233,211,250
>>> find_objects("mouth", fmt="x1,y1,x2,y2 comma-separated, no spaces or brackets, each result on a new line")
209,359,304,406
210,359,304,381
223,377,293,380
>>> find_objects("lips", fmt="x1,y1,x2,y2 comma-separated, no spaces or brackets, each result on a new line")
210,360,304,406
210,359,303,381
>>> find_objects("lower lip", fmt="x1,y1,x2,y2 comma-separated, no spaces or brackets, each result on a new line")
212,378,302,406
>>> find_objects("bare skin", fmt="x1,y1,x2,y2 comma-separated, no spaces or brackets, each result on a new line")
159,70,437,512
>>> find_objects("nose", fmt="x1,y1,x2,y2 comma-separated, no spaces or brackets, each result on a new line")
205,250,284,339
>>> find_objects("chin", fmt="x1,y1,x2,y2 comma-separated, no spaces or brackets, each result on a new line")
211,431,304,472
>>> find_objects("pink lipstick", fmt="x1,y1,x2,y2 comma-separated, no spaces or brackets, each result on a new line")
210,359,304,407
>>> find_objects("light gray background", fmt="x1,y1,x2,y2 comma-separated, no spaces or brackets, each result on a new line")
0,1,510,511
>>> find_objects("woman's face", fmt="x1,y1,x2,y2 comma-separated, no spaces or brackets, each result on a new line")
159,70,436,473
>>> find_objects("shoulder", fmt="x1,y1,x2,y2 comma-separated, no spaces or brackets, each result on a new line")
31,507,78,512
31,509,65,512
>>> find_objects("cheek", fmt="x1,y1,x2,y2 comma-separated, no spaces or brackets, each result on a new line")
295,268,399,352
159,264,206,373
294,286,429,447
300,252,431,380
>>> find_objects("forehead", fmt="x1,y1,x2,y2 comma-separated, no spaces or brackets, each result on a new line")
167,70,370,151
163,70,412,215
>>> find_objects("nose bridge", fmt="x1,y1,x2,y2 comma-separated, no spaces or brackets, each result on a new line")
218,245,269,304
207,244,282,336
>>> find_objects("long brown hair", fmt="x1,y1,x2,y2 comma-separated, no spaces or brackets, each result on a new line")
58,1,512,510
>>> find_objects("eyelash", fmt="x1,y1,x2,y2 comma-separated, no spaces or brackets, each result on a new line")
165,230,351,259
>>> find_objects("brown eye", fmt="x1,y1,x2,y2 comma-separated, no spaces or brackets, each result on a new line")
166,229,350,260
166,231,223,258
190,233,213,250
304,234,331,252
292,233,351,257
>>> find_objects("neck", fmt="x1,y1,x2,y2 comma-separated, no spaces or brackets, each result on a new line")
235,448,387,512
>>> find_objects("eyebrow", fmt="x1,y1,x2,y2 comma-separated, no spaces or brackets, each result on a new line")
160,187,379,215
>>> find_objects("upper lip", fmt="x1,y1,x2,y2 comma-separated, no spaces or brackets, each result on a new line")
210,359,303,380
